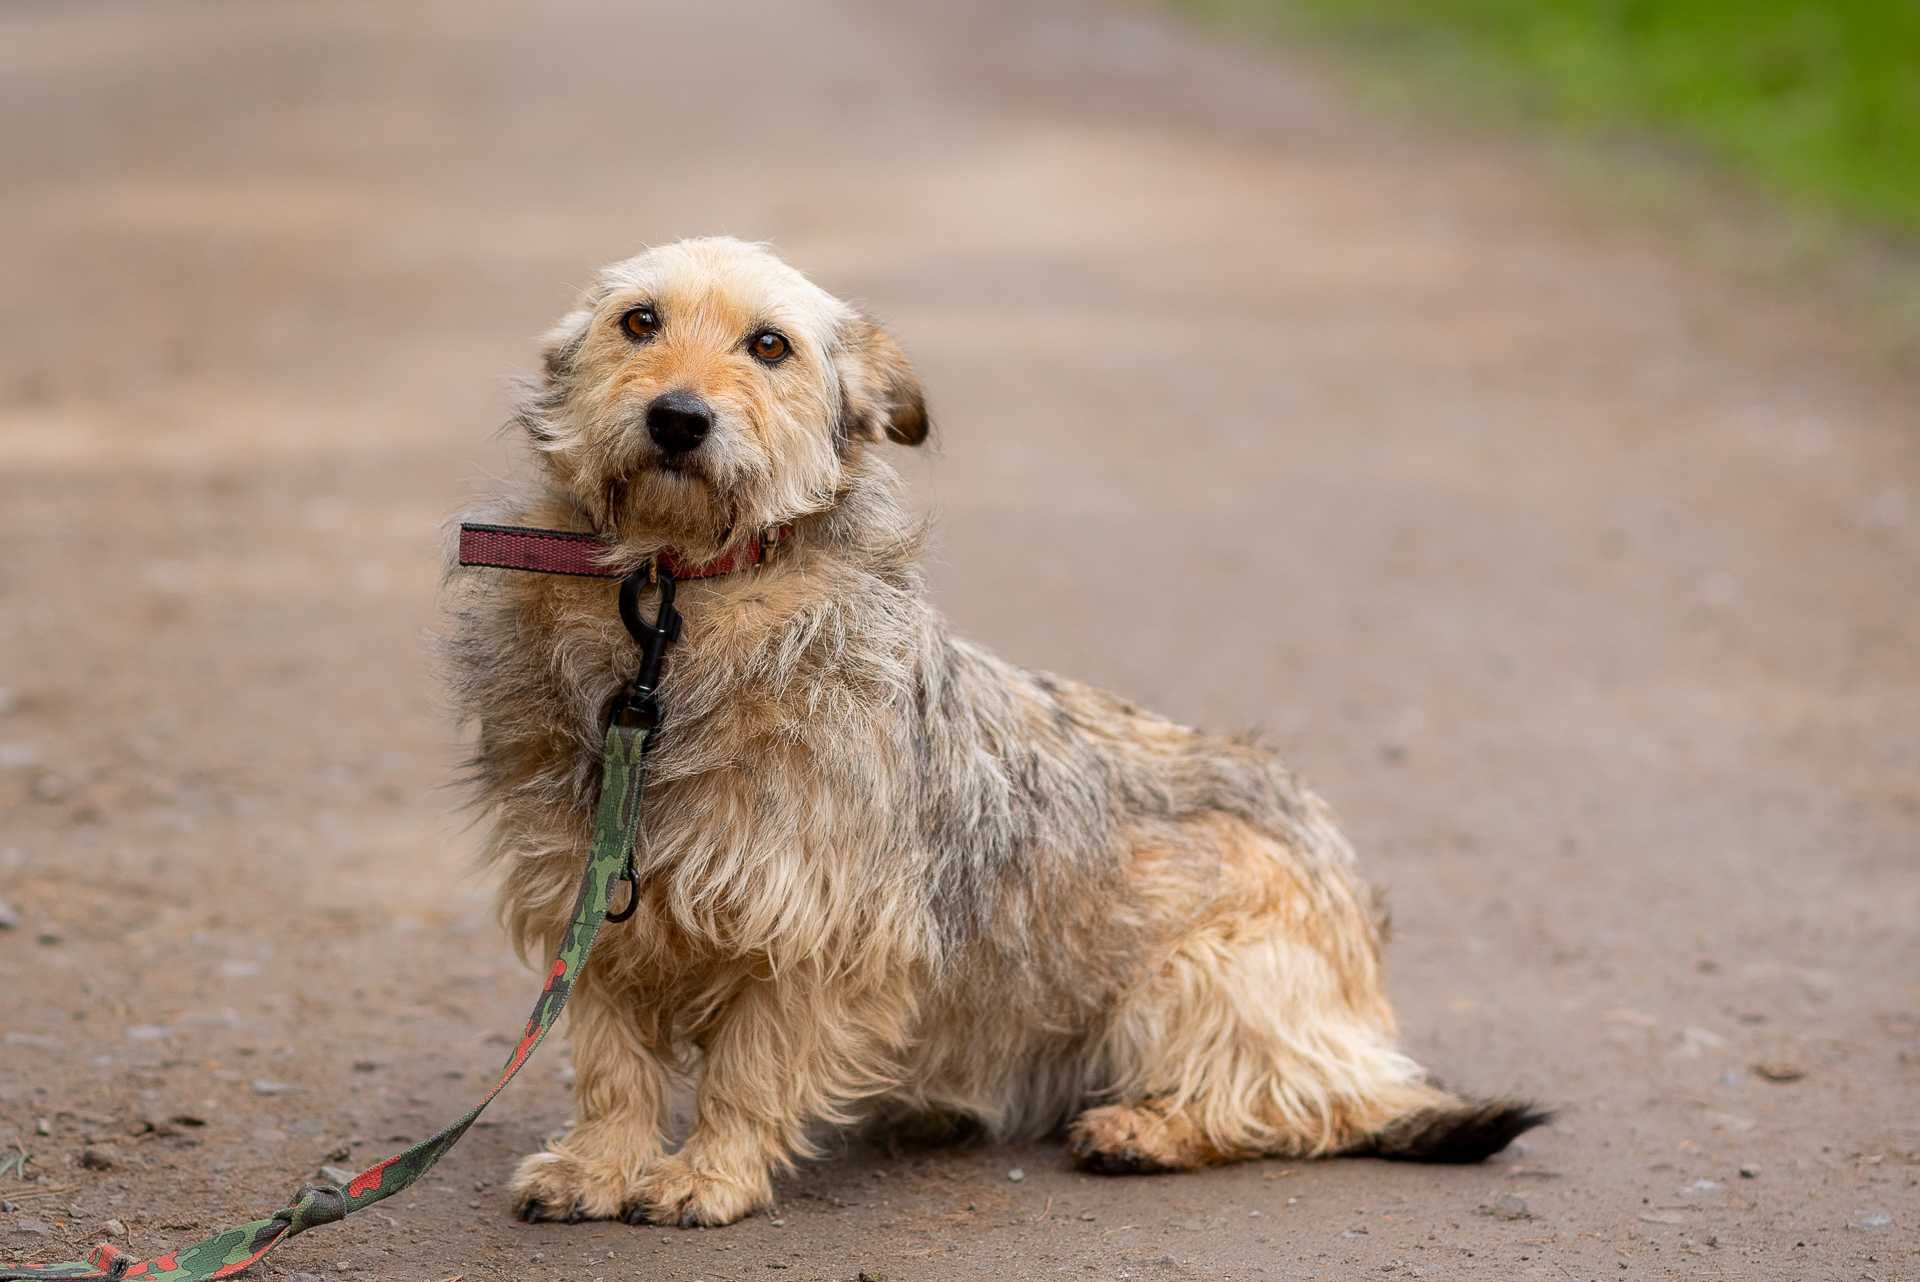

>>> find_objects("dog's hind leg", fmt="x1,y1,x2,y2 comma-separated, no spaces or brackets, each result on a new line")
1068,815,1544,1171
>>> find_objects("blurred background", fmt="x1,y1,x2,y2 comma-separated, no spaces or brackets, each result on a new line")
2,3,1915,1280
1187,0,1920,234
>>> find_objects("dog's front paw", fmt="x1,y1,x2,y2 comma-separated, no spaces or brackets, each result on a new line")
510,1148,640,1223
1067,1104,1188,1174
636,1154,771,1227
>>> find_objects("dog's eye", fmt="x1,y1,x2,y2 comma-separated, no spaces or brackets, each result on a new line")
749,330,790,365
621,306,660,343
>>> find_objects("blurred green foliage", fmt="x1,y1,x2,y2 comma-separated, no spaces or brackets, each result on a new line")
1178,0,1920,231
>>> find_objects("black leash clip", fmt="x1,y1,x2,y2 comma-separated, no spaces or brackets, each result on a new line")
612,565,681,732
606,564,680,926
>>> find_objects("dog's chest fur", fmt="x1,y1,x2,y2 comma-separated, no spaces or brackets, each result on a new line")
446,473,1358,1024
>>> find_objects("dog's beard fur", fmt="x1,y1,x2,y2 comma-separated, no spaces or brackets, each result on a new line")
444,238,1545,1231
532,398,833,559
601,460,730,555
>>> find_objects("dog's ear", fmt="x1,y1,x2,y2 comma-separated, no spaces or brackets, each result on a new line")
836,314,930,448
539,302,597,386
513,297,601,450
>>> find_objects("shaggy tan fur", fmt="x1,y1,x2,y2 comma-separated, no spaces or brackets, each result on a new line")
442,237,1543,1228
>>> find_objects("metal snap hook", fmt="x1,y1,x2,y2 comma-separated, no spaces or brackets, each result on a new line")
612,566,680,731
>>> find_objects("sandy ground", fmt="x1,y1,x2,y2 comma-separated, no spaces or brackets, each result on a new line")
2,2,1916,1279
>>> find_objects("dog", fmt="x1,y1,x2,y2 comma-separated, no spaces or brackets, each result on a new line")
443,237,1545,1229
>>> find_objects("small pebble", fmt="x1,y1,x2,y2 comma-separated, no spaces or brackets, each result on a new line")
0,1201,15,1214
1006,1167,1024,1183
1483,1193,1532,1221
769,1217,785,1227
10,1218,52,1236
318,1165,356,1186
0,899,19,930
250,1078,297,1096
1857,1212,1891,1230
80,1146,118,1171
34,1118,51,1136
1738,1164,1760,1179
104,1219,127,1237
1752,1060,1806,1083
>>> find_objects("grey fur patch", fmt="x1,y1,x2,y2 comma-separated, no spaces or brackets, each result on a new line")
443,448,1353,973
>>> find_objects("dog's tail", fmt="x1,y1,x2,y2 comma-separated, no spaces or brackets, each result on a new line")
1357,1091,1552,1164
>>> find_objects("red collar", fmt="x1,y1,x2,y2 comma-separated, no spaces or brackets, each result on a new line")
458,522,787,581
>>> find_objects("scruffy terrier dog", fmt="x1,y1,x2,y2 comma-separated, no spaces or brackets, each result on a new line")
446,237,1544,1229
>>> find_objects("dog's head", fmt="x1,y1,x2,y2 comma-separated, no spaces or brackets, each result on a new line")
521,237,928,552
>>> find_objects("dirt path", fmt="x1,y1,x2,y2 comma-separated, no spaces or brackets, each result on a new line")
3,2,1915,1279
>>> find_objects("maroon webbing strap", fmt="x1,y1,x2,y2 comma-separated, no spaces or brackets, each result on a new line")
458,524,616,577
457,523,786,581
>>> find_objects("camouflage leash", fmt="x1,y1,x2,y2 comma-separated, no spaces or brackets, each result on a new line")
1,568,683,1282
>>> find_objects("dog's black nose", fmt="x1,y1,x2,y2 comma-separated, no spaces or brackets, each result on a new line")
646,391,712,455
